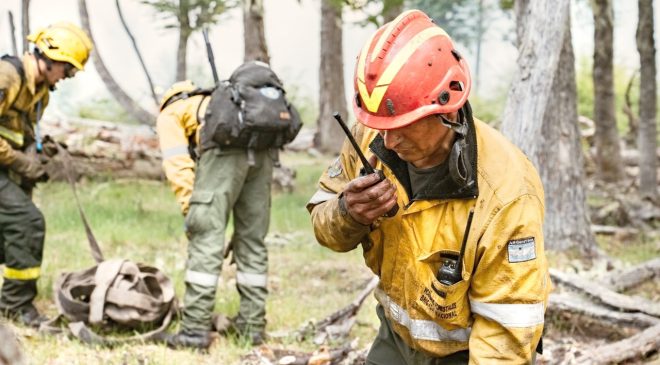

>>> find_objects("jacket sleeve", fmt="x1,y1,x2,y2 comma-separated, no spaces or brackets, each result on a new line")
307,123,370,252
468,194,550,364
156,108,195,215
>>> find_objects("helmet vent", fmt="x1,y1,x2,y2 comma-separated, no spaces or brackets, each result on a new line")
438,91,450,105
451,49,462,62
355,93,363,109
450,81,464,91
386,99,396,115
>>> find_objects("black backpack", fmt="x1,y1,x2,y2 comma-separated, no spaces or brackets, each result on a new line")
201,61,303,152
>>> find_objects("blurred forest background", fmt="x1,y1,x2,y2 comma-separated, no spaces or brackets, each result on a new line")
0,0,659,364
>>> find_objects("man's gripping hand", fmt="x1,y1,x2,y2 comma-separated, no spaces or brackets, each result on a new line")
340,156,397,225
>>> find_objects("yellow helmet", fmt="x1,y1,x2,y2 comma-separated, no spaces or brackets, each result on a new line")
27,22,93,70
160,80,197,111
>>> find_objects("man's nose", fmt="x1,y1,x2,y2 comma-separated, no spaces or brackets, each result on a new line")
382,130,401,150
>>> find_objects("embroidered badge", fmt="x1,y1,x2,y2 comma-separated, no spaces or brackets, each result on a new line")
507,237,536,263
327,157,343,178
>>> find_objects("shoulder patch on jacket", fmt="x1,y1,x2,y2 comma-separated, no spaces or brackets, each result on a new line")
507,237,536,263
327,157,343,178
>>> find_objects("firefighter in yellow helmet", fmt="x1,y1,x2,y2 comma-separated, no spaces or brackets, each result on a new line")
0,22,92,327
307,10,550,364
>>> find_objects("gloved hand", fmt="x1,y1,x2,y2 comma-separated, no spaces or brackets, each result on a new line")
40,135,67,157
9,150,49,182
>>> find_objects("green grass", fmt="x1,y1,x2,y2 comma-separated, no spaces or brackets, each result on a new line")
2,151,379,364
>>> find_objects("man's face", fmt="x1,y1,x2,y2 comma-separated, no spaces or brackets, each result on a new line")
378,112,458,168
44,61,78,87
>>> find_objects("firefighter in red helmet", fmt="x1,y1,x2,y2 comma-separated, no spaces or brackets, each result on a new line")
308,9,550,364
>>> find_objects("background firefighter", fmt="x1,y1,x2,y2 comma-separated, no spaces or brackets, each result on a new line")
0,22,92,327
307,10,551,364
155,60,302,349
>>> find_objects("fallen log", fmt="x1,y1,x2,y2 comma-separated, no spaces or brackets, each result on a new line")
297,276,379,344
573,323,660,365
41,116,299,191
549,269,660,317
600,258,660,292
548,292,660,337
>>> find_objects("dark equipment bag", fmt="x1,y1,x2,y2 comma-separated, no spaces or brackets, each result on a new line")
45,259,177,346
201,61,303,151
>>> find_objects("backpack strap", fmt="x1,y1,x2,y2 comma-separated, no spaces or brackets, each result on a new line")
160,87,213,112
0,54,26,113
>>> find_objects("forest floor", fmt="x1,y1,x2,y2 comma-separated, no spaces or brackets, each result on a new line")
1,151,659,364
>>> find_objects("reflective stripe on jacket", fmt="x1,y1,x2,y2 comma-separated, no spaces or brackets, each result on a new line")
156,94,210,215
0,54,50,165
307,119,551,363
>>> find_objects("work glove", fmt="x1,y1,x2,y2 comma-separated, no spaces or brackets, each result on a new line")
8,150,49,182
40,135,67,157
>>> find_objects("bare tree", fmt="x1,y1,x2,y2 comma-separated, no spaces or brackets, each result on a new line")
21,0,29,54
8,11,18,56
316,0,347,154
115,0,159,106
142,0,234,82
243,0,270,64
636,0,658,201
78,0,156,125
591,0,623,182
502,0,595,253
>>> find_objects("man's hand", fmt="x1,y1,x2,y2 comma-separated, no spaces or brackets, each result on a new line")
41,135,66,157
9,150,48,182
341,156,397,225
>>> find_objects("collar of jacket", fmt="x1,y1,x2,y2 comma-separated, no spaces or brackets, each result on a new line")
368,102,479,202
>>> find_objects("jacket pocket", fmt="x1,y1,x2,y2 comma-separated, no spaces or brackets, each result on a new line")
414,250,471,328
184,190,215,234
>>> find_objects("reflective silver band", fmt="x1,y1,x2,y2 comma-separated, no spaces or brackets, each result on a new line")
236,271,268,288
185,270,218,287
470,300,544,328
161,145,190,160
375,288,470,342
0,125,23,146
307,189,337,205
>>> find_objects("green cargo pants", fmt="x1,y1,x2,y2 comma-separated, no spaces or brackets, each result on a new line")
0,170,45,312
181,148,273,334
367,305,469,365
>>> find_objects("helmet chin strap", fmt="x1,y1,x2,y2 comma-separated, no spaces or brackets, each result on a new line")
439,108,474,188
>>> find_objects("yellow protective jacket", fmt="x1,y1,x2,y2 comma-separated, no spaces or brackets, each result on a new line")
0,54,50,165
307,118,551,364
156,94,210,215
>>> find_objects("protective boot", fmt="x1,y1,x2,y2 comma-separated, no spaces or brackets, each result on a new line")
1,303,47,328
165,329,213,350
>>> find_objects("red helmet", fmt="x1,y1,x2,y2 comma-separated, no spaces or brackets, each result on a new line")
353,9,471,130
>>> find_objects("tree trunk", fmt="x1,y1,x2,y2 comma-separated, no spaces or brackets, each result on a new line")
8,11,18,57
21,0,29,54
474,0,484,93
316,0,346,154
115,0,158,106
176,0,191,82
78,0,156,125
243,0,271,64
502,0,595,253
592,0,623,182
542,15,596,253
636,0,658,201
